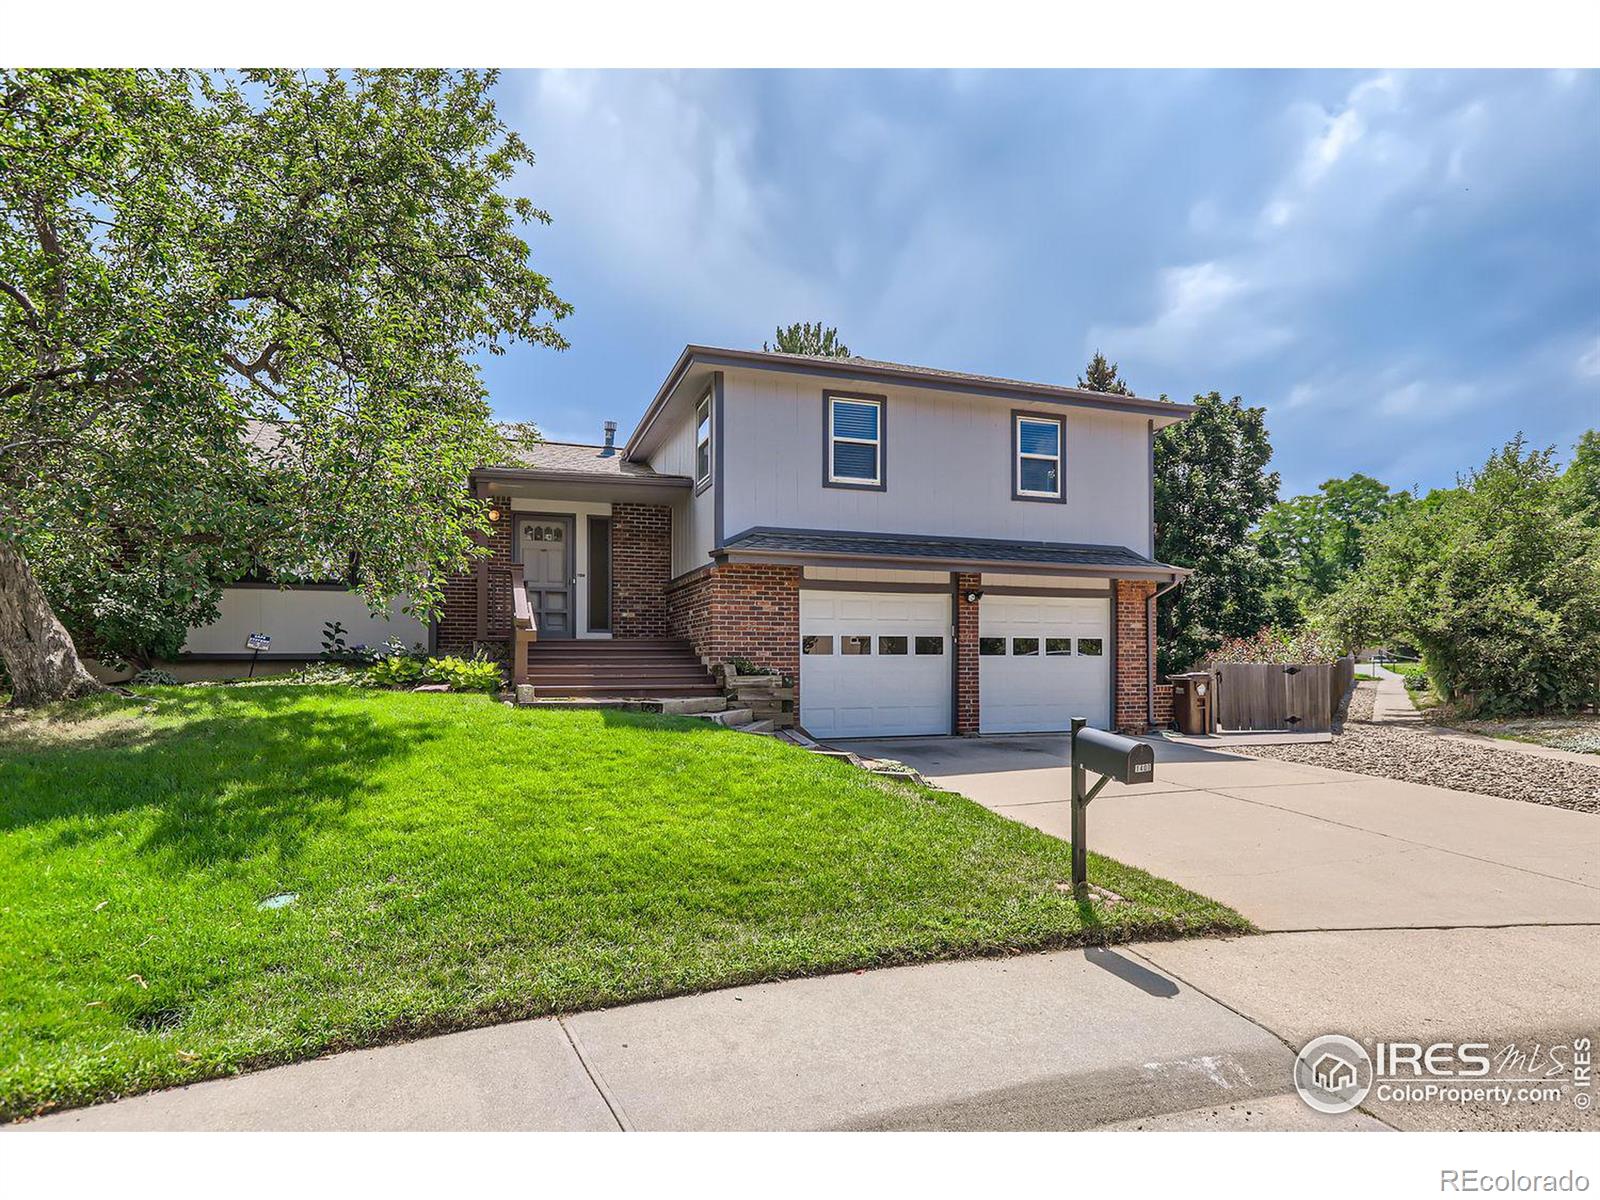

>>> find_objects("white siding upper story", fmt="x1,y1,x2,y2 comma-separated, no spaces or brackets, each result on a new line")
645,363,1157,575
651,389,716,578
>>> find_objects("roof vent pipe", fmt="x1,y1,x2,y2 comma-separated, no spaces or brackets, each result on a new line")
601,419,617,456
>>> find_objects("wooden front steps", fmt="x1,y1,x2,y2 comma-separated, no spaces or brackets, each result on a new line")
521,638,722,700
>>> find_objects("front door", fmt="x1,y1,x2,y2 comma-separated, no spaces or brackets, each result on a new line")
514,515,575,639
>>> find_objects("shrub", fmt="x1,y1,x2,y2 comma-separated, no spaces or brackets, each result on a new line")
363,652,501,694
130,668,180,686
1206,626,1343,666
1322,436,1600,716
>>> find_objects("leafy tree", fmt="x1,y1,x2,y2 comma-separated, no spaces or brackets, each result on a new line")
1154,393,1280,674
1255,473,1409,619
1559,429,1600,521
1322,435,1600,715
1077,350,1132,395
1075,355,1281,673
764,321,851,358
0,69,568,704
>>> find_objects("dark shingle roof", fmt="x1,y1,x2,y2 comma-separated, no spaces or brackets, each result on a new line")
492,440,679,480
719,528,1187,576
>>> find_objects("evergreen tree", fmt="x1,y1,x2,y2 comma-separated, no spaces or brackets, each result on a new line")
1077,350,1133,395
764,322,851,358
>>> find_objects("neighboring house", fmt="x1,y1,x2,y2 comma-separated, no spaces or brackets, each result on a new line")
177,345,1193,737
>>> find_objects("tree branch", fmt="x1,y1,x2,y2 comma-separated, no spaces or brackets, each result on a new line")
0,280,42,334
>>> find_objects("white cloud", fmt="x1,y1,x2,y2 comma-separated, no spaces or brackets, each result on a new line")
1578,336,1600,379
512,71,823,332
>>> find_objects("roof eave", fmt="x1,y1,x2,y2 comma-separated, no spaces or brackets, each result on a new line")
624,344,1195,461
471,466,692,488
715,544,1192,581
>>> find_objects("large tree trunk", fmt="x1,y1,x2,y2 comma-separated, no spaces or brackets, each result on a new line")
0,540,105,706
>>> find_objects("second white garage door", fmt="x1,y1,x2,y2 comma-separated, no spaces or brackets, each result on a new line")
799,590,952,738
979,595,1111,732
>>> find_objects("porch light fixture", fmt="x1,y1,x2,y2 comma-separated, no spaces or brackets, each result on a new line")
964,590,982,603
487,507,502,523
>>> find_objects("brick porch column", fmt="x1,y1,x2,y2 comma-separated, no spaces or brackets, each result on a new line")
611,502,672,639
1114,579,1157,733
954,572,981,735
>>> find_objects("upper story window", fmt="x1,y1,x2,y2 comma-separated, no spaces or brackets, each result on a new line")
825,392,885,490
1014,412,1064,502
694,389,712,490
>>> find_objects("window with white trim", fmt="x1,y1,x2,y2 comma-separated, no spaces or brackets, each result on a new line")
827,395,883,486
1015,414,1062,499
694,390,712,487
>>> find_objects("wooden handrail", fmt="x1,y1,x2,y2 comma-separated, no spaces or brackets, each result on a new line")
510,563,537,688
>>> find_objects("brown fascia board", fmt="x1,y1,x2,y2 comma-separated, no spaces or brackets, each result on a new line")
716,545,1193,581
623,345,1195,461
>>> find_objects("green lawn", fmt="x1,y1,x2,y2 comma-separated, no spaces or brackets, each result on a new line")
0,687,1246,1120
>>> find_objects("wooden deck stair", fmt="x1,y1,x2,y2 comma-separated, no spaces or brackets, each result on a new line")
522,638,723,699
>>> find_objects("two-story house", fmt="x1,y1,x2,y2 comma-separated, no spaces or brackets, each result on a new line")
432,345,1192,737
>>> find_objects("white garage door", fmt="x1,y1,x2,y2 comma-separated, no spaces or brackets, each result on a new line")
799,590,952,738
979,595,1111,733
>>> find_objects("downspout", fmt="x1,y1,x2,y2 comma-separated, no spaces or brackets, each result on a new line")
1148,578,1181,728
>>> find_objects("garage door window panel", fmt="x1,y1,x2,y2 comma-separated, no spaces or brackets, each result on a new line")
1011,637,1040,656
915,636,945,655
879,636,908,655
840,635,872,655
979,637,1006,656
1045,637,1073,656
1078,637,1104,656
802,635,833,655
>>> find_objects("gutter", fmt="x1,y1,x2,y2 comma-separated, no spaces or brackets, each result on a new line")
470,467,692,489
717,545,1191,582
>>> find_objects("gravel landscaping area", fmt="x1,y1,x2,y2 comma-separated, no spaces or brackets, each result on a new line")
1243,682,1600,815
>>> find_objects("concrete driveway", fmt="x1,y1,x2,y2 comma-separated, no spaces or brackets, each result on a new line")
837,733,1600,931
837,733,1600,1131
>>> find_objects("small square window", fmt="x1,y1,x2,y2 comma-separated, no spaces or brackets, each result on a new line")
1011,637,1040,656
1045,638,1073,656
915,636,945,655
979,637,1006,656
1077,637,1104,657
802,635,833,655
879,636,908,655
840,635,872,656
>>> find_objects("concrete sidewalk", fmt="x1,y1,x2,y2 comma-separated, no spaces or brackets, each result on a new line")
23,944,1383,1133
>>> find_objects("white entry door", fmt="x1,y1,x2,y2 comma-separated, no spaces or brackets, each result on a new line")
979,595,1111,732
799,591,952,738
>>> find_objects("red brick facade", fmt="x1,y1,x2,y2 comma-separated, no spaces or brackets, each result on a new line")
438,493,512,654
954,573,981,734
611,502,673,639
1153,682,1175,729
667,562,801,688
1113,578,1157,733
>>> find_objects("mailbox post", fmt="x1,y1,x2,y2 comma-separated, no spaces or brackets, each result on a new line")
1069,717,1157,895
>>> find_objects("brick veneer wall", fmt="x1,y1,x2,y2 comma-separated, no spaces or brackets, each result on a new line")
611,502,672,639
1114,579,1157,733
1153,683,1175,729
955,573,981,735
438,493,512,654
666,562,800,688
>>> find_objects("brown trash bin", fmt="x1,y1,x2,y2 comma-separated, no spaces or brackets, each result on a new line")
1169,672,1215,734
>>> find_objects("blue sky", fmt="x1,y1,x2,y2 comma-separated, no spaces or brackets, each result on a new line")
479,69,1599,498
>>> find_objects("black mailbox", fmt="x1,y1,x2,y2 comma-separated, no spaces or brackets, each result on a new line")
1068,717,1157,894
1072,726,1156,785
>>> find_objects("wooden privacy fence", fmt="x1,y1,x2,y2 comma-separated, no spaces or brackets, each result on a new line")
1212,655,1355,732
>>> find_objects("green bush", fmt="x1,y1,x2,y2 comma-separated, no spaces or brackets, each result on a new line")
363,653,500,694
1321,435,1600,716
